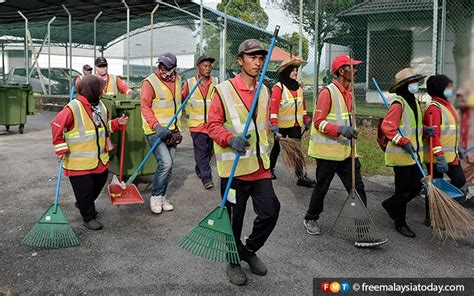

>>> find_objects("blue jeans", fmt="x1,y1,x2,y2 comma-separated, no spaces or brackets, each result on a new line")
146,133,177,197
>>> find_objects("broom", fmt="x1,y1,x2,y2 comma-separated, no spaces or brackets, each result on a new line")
331,52,387,246
178,26,280,264
22,85,79,249
373,78,474,240
275,135,307,179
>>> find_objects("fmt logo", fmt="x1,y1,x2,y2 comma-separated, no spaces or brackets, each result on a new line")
320,281,350,293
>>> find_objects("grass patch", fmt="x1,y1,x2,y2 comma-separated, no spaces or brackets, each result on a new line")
300,126,392,176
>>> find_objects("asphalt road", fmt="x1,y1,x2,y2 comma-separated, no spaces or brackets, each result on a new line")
0,112,473,295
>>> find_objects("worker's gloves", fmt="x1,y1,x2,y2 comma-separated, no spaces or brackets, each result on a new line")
402,142,415,154
154,125,172,142
436,155,449,174
304,121,311,132
130,91,139,99
270,125,279,136
425,126,435,137
229,135,251,155
458,147,466,161
338,126,358,139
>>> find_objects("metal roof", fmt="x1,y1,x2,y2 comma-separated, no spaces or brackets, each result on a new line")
339,0,435,18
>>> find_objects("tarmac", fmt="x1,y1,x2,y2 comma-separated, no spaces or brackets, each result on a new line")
0,111,473,295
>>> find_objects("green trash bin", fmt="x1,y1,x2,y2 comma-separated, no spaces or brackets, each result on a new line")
102,97,157,178
0,84,34,134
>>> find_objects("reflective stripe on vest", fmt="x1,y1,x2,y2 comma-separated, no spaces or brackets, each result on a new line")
213,80,270,178
104,74,118,95
184,76,218,128
423,101,458,163
63,99,109,170
275,82,305,128
308,83,352,161
384,96,424,166
141,74,182,135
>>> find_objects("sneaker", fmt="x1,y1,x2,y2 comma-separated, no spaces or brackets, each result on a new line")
226,264,247,286
162,197,174,211
150,195,163,214
270,170,276,180
83,219,103,230
303,219,321,235
242,252,267,275
354,238,388,248
296,176,316,188
204,182,214,189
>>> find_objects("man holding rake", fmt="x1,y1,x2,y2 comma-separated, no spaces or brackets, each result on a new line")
207,39,280,286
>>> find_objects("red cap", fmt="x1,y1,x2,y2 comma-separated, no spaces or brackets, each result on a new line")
331,54,362,74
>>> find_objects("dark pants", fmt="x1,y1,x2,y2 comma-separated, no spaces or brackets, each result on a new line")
191,132,213,184
69,170,108,222
385,165,423,226
305,158,367,221
269,126,305,179
433,163,466,189
221,178,280,257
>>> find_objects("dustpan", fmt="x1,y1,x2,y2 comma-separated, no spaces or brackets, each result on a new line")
108,125,143,205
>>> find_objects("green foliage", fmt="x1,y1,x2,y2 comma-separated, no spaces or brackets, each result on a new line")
217,0,269,29
282,32,309,61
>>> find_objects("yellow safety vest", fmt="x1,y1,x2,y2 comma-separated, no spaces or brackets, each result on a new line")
183,76,218,128
308,83,353,161
385,96,424,166
104,74,118,95
141,73,182,135
63,99,110,170
213,80,271,178
423,101,458,163
274,82,305,128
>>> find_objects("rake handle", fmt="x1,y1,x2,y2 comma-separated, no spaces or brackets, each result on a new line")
126,77,203,184
219,26,280,213
349,50,356,191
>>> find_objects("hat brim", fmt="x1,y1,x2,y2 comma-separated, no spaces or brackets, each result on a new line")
277,59,305,74
84,67,93,71
240,49,268,56
95,63,107,67
197,57,216,65
389,74,426,93
333,60,363,74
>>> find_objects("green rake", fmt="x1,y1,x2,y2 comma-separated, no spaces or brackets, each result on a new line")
178,26,280,264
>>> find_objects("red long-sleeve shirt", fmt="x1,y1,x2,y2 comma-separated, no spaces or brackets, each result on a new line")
181,75,215,134
207,74,271,181
313,80,352,137
269,84,309,127
423,97,459,165
51,95,121,176
97,74,132,95
381,103,411,147
140,72,179,130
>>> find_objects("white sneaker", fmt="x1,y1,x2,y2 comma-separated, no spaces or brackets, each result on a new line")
150,195,163,214
162,197,174,211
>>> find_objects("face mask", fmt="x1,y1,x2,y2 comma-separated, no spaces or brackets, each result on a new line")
96,67,107,76
443,88,453,98
408,83,419,94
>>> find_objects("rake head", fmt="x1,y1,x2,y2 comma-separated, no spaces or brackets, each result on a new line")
22,205,79,249
178,206,240,264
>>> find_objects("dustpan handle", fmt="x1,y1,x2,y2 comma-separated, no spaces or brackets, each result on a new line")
372,78,427,177
220,26,280,211
429,112,434,177
126,77,203,184
119,123,126,182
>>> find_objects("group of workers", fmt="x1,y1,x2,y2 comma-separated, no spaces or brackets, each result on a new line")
50,36,471,286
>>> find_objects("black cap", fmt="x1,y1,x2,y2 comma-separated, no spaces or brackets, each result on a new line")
83,64,93,71
95,57,108,67
196,55,215,66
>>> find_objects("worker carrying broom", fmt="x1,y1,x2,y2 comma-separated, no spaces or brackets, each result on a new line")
207,39,280,286
51,75,129,230
269,56,315,187
304,54,385,247
95,57,138,98
141,53,182,214
181,55,218,190
380,68,434,238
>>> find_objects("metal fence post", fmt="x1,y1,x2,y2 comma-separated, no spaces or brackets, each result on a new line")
94,11,103,74
18,11,29,84
47,16,56,95
62,5,72,86
439,0,447,73
313,0,319,103
432,0,439,75
122,0,130,84
151,4,160,73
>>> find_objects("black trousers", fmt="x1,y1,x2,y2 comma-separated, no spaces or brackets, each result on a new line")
69,170,108,222
269,126,304,178
305,158,367,221
384,165,423,226
221,178,280,257
433,163,466,189
191,132,213,184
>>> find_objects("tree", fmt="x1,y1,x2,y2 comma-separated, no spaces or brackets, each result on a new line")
282,32,309,61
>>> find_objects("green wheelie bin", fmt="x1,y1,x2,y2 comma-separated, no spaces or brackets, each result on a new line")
0,84,35,134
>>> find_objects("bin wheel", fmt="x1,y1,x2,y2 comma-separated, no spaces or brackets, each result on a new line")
5,125,9,132
19,125,24,134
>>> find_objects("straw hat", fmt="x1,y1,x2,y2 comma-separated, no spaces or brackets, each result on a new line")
277,57,305,74
389,68,425,93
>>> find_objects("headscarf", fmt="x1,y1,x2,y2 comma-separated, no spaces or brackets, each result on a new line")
396,83,419,122
426,74,453,100
77,75,105,126
278,66,300,91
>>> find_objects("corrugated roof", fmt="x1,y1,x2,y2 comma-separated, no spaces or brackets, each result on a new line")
340,0,434,17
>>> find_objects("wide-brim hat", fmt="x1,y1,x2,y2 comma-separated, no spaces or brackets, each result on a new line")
389,68,425,93
277,57,305,74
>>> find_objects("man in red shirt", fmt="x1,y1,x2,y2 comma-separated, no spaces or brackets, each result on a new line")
207,39,280,286
181,55,218,189
95,57,137,98
74,64,92,89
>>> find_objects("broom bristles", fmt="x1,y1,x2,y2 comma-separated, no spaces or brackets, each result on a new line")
22,223,79,249
426,183,474,240
178,225,240,264
278,137,306,178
